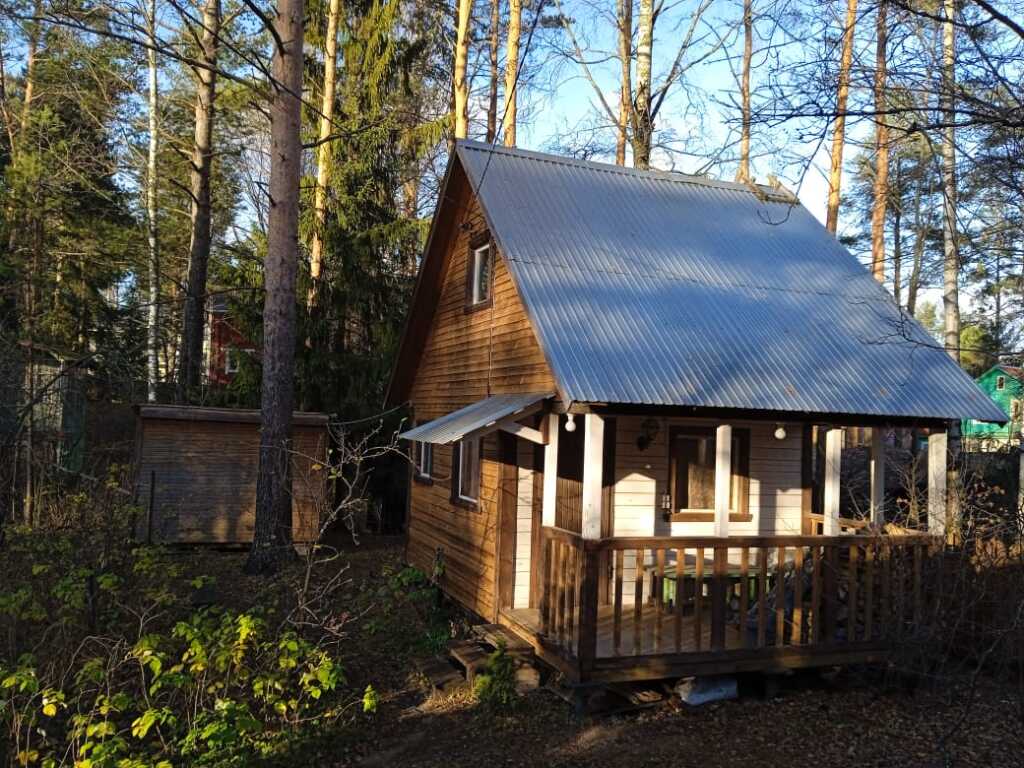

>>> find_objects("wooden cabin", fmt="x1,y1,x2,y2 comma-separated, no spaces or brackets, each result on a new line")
134,406,329,545
387,142,1006,685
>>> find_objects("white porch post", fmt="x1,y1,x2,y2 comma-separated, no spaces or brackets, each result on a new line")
714,424,732,538
823,427,842,536
928,429,948,536
870,427,886,525
542,412,559,527
581,413,604,540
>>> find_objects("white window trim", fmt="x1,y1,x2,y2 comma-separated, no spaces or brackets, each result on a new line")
471,243,491,306
416,441,433,479
457,438,480,503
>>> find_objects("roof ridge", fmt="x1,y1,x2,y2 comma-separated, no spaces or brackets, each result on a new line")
456,139,798,203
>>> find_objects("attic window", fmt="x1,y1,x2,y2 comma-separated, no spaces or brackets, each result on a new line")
467,234,493,309
997,375,1006,390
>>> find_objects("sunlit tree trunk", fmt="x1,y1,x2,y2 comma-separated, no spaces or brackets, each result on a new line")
503,0,521,146
906,171,927,316
487,0,500,142
869,0,888,283
146,0,160,403
940,0,959,362
247,0,305,575
736,0,752,182
307,0,342,312
615,0,632,165
181,0,221,397
453,0,472,138
631,0,653,169
825,0,858,234
892,157,902,305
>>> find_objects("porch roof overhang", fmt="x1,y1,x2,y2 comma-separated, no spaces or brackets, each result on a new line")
401,392,554,445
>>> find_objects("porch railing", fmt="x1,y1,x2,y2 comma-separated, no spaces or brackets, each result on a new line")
537,526,938,679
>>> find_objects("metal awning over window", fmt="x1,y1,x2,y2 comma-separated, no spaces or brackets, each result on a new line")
400,393,553,445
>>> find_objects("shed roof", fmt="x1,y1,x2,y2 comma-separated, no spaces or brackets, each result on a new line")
445,141,1004,424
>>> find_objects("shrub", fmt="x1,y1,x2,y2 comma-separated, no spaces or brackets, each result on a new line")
472,642,518,710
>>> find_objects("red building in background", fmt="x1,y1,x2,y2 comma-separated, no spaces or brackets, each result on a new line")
204,294,255,386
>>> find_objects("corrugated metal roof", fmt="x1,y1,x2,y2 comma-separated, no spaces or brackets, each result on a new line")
400,392,553,444
456,141,1006,423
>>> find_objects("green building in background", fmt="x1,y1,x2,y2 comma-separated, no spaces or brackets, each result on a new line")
962,364,1023,450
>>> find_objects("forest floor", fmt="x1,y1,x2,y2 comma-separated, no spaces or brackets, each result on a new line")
192,537,1023,768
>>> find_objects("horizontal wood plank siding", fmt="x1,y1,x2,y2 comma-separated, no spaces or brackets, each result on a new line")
406,187,556,620
136,417,326,545
611,416,804,602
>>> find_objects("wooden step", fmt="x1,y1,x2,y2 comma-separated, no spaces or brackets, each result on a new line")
472,623,534,657
418,656,466,693
449,640,491,685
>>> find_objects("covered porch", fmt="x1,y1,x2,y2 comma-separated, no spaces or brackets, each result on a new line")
493,407,951,683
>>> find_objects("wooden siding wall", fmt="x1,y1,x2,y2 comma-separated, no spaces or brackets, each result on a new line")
406,189,557,620
136,418,326,544
612,416,804,603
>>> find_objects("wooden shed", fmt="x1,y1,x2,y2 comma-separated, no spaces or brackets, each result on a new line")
134,405,330,545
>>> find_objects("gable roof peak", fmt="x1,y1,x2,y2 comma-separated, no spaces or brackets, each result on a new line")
455,139,797,204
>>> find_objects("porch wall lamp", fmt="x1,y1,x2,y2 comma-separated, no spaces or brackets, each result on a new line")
774,424,787,441
565,413,577,432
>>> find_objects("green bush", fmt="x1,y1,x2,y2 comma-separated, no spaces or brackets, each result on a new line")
0,497,358,767
472,642,518,710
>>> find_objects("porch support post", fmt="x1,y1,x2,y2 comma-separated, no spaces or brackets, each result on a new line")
577,413,604,680
581,413,604,540
928,429,948,536
714,424,732,538
542,412,559,528
870,427,886,525
823,427,842,536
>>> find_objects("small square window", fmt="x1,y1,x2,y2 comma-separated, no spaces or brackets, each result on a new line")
416,441,433,480
997,376,1006,390
470,243,492,306
225,347,241,374
456,438,481,503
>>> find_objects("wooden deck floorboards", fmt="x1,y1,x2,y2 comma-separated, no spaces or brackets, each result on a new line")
505,605,747,659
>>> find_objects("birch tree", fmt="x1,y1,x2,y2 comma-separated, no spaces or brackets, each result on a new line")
145,0,160,402
180,0,221,395
247,0,305,574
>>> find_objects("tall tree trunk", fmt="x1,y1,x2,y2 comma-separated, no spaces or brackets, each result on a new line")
631,0,654,169
503,0,521,146
146,0,160,403
307,0,342,312
246,0,305,575
869,0,888,283
906,172,927,316
892,157,902,305
736,0,753,182
487,0,499,142
615,0,632,165
825,0,858,234
940,0,959,361
180,0,221,398
453,0,472,138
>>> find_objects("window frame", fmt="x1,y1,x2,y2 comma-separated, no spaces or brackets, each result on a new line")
667,426,751,523
451,437,481,507
465,232,494,312
224,347,241,375
997,375,1006,391
413,440,434,484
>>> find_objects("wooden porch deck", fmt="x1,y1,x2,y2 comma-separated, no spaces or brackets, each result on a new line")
505,605,744,658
